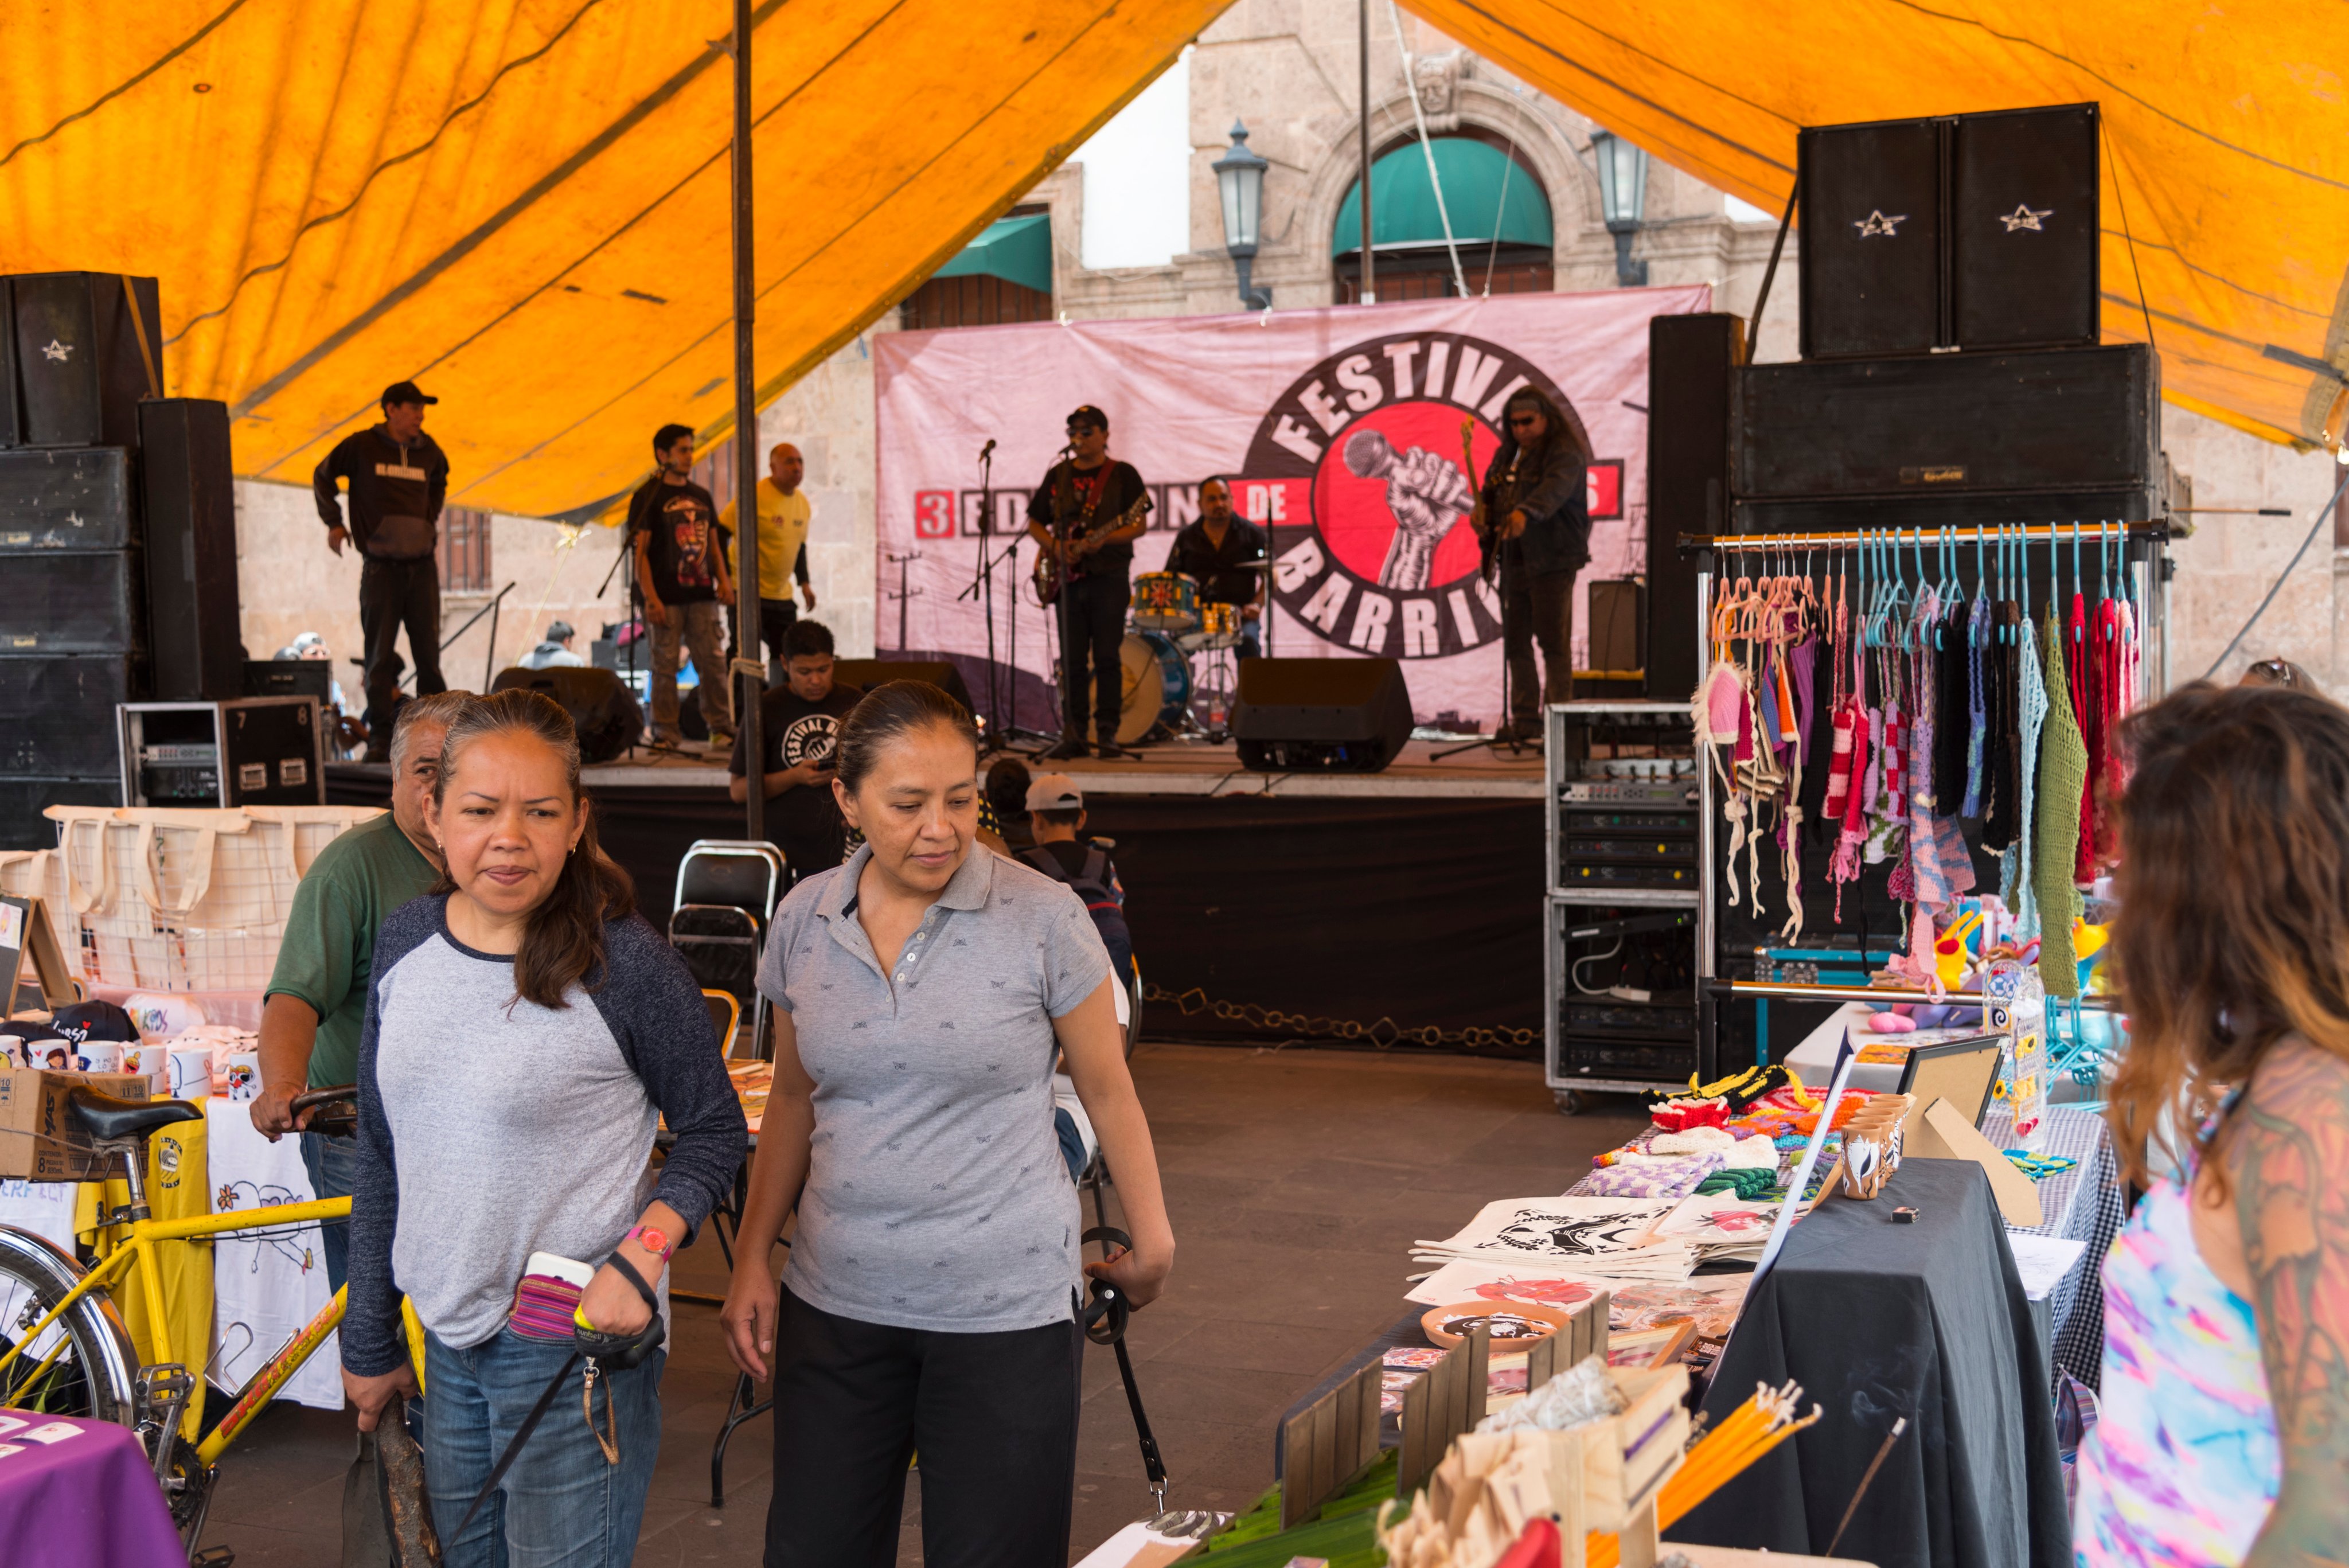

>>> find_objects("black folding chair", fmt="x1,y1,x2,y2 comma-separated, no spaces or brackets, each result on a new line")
669,840,785,1059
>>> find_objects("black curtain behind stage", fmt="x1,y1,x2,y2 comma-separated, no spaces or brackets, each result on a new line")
328,767,1543,1054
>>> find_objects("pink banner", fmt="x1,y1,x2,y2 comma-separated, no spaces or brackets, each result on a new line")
874,286,1708,729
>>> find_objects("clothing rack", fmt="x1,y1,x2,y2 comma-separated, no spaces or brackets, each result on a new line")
1679,522,2171,552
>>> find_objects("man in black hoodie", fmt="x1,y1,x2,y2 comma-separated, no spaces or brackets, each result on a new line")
1476,388,1590,744
313,381,452,760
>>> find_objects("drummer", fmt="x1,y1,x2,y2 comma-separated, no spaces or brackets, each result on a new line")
1169,477,1269,659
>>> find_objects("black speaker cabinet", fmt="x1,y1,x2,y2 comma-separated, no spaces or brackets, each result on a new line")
0,777,118,851
9,272,163,448
1798,118,1944,359
1231,657,1413,773
1950,104,2100,350
0,655,145,777
139,398,241,700
0,447,134,549
1735,344,2157,515
0,551,147,656
490,665,645,764
0,278,18,447
1646,313,1741,701
830,659,977,718
243,659,333,703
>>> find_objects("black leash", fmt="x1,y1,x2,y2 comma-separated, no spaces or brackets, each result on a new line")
452,1254,666,1540
1079,1225,1168,1513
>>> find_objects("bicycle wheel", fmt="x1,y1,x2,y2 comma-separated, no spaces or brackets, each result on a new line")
0,1226,139,1426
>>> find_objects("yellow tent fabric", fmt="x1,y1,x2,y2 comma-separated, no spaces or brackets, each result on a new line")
0,1,1216,522
1404,0,2349,451
2,2,2343,524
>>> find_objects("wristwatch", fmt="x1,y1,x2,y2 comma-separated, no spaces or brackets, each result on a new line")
626,1224,674,1265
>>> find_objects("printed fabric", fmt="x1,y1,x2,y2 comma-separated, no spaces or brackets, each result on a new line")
2072,1166,2278,1565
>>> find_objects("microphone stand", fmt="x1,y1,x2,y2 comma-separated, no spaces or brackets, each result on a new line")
597,524,647,760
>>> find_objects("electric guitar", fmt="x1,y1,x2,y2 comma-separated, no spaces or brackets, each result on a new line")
1033,487,1152,607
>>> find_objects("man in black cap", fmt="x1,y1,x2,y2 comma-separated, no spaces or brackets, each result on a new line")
1025,404,1151,759
313,380,452,760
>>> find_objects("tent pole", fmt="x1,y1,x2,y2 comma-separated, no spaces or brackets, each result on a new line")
732,0,764,845
1358,0,1374,304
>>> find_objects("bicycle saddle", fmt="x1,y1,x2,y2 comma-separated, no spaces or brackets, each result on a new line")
68,1087,202,1142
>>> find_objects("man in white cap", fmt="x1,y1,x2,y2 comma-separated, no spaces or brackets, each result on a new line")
1014,773,1133,984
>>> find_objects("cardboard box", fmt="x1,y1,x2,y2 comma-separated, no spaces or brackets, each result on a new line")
0,1069,150,1182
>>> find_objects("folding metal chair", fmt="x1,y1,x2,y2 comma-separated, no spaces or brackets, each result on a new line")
670,840,785,1059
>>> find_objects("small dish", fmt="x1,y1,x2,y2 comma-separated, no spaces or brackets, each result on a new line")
1421,1300,1573,1350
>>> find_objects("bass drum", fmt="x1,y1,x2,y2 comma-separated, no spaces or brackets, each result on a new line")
1117,631,1191,744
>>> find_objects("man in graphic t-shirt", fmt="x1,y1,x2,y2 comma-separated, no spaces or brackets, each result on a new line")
1025,404,1151,759
312,380,452,760
628,422,736,749
728,618,861,883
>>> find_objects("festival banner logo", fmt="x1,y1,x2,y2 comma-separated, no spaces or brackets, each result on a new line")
1236,331,1621,660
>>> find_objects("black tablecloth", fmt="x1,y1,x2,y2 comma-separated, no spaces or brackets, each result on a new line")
1675,1158,2069,1568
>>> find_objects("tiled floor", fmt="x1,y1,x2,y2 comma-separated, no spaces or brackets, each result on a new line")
193,1044,1642,1565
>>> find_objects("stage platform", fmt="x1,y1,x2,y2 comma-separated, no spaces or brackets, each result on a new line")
327,734,1545,1053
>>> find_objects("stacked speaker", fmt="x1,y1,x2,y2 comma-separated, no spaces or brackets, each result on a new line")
0,272,241,847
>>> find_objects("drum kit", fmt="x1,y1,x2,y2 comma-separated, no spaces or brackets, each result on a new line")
1113,571,1251,744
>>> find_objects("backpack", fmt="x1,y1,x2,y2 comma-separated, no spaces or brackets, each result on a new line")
1018,842,1134,981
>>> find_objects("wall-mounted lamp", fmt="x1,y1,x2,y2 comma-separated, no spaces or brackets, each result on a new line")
1213,120,1273,310
1590,128,1650,287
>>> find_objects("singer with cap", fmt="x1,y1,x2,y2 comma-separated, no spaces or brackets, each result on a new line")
1027,405,1152,760
313,380,452,762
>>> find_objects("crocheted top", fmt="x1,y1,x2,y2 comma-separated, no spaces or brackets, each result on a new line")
2035,604,2087,997
2004,621,2049,926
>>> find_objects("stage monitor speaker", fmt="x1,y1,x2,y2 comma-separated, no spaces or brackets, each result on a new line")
1586,580,1644,675
0,552,147,656
1231,657,1412,774
1797,117,1944,359
9,272,163,448
1950,103,2099,350
1735,343,2157,502
0,655,145,777
139,399,241,701
1646,313,1741,701
832,659,976,719
0,447,134,549
490,665,646,765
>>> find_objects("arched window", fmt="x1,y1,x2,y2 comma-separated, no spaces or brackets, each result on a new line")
1333,134,1552,302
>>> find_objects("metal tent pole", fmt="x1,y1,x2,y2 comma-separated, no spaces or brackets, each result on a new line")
1358,0,1375,305
731,0,763,843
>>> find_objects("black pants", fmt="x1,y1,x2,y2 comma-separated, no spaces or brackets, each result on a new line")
359,555,445,743
766,1288,1082,1568
758,597,799,664
1058,572,1127,740
1501,565,1577,721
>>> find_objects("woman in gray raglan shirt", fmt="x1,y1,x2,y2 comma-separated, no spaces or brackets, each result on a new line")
720,680,1176,1567
340,691,746,1566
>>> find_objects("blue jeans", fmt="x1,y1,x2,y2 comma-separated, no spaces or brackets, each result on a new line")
299,1131,358,1294
422,1328,665,1568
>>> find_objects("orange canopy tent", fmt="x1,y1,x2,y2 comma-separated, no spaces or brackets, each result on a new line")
1,0,2340,522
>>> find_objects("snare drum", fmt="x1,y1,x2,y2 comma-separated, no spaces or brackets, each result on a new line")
1179,601,1242,652
1130,572,1201,634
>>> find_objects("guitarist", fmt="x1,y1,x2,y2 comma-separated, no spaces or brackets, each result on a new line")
1026,404,1153,759
1474,388,1590,744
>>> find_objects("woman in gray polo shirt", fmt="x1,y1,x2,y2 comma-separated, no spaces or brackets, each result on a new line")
720,680,1175,1566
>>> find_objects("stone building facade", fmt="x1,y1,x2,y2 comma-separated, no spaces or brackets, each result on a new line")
232,0,2347,705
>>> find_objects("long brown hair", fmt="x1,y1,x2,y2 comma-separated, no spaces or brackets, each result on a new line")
2106,681,2349,1188
430,691,636,1009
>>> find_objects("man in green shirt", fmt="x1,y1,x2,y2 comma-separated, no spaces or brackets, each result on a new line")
252,689,469,1290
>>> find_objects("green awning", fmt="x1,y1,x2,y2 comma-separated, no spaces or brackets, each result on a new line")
934,212,1055,294
1333,138,1552,256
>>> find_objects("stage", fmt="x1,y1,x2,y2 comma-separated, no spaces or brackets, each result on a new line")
327,735,1544,1052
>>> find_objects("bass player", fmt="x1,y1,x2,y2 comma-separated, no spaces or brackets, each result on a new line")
1026,404,1153,759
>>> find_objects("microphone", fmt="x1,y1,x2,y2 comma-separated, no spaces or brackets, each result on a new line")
979,438,996,459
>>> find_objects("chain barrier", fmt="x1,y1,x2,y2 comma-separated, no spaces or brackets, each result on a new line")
1142,983,1540,1054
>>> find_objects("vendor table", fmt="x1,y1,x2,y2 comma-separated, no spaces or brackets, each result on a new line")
0,1410,186,1568
1674,1159,2069,1568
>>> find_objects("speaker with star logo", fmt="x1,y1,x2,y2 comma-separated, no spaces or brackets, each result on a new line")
7,271,163,448
1796,116,1946,360
1950,104,2100,351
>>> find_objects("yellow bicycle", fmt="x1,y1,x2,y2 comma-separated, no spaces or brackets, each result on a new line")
0,1084,424,1551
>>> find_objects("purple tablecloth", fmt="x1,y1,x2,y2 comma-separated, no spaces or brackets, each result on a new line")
0,1410,184,1568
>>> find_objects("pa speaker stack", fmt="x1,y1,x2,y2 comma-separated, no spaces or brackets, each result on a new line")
0,271,244,848
1232,657,1414,774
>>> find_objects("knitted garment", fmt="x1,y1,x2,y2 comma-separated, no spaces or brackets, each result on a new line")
1937,596,1970,809
2070,592,2100,883
2006,621,2050,930
2036,604,2087,997
2092,595,2128,860
1582,1153,1724,1199
1695,1168,1781,1200
1649,1125,1738,1154
1983,599,2024,850
1962,596,1989,817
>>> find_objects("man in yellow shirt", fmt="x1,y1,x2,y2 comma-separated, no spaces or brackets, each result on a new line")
720,440,819,672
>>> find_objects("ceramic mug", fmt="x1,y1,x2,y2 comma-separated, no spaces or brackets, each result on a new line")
120,1044,171,1095
168,1048,214,1100
224,1052,262,1103
28,1039,75,1071
77,1043,123,1074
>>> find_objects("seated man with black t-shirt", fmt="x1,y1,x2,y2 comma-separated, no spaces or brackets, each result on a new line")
727,619,861,884
1168,475,1269,659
